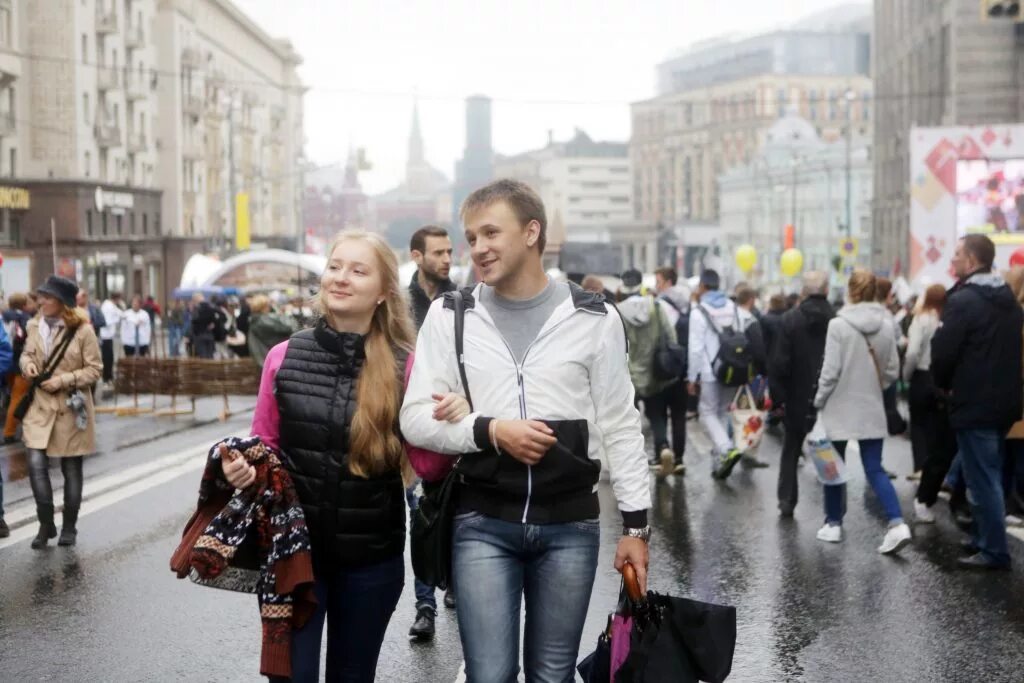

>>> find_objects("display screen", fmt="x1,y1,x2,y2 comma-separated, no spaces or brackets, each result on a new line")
956,159,1024,244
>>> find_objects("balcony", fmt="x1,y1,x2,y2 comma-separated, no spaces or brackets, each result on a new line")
182,138,203,161
181,47,201,69
96,7,118,34
182,93,203,118
125,23,143,50
126,129,146,154
124,72,147,100
96,65,120,91
95,120,122,149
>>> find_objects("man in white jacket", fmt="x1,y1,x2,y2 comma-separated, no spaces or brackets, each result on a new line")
99,292,123,382
400,179,651,683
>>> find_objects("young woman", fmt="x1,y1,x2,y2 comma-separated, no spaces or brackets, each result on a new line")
905,284,955,522
813,269,912,555
120,295,152,357
21,275,102,549
223,230,467,682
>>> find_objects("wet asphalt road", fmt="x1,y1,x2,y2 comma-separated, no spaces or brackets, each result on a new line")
1,415,1024,682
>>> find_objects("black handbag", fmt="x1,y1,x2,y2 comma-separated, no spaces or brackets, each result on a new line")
14,327,77,421
409,289,473,590
652,299,686,381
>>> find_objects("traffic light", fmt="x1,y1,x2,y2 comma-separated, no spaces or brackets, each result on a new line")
982,1,1022,20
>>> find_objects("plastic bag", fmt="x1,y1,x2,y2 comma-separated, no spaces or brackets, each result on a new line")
729,385,766,455
805,420,847,486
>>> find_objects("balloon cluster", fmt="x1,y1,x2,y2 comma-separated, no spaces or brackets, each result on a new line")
734,245,804,277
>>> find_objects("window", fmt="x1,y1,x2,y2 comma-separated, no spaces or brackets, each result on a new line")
83,93,90,124
610,196,629,204
568,166,581,174
581,181,608,189
155,212,161,235
7,148,13,178
142,213,148,235
609,166,629,174
81,34,88,64
84,151,91,177
568,196,581,203
116,214,123,235
0,6,11,48
130,212,136,234
86,210,94,236
102,212,109,236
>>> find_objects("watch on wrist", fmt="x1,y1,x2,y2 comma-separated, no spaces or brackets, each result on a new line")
623,525,651,542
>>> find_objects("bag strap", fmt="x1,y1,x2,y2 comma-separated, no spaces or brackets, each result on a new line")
649,298,666,343
452,290,473,412
696,304,726,341
42,326,77,378
845,319,884,390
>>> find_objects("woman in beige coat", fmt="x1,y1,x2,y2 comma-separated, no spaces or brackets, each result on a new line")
21,276,102,549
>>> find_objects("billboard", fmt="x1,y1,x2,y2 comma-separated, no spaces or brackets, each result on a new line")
911,124,1024,284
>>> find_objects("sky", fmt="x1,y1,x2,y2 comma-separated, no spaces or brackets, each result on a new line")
236,0,860,194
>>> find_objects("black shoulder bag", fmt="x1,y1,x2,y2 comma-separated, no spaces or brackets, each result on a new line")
15,326,78,420
410,289,473,590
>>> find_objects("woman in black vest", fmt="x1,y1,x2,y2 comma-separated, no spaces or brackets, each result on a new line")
225,230,466,682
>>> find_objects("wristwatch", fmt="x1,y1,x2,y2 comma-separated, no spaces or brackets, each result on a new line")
623,525,652,543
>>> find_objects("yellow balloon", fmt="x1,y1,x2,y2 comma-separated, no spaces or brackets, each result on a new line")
735,244,757,273
780,248,804,277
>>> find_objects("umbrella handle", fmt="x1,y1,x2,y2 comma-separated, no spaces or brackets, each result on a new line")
621,562,643,603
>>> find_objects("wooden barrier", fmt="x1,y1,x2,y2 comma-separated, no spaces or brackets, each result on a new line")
108,357,261,420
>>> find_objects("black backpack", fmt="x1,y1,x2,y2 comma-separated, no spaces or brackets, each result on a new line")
697,305,754,387
658,296,689,380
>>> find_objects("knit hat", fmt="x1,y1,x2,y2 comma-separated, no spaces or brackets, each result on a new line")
620,268,643,295
37,275,78,308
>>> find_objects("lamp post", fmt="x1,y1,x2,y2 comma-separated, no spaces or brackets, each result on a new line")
844,88,856,238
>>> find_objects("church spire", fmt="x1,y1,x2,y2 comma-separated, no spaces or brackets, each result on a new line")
408,99,425,167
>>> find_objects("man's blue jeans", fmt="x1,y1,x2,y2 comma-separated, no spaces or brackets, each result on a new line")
405,484,437,610
167,324,184,357
453,511,600,683
824,439,904,525
957,429,1011,566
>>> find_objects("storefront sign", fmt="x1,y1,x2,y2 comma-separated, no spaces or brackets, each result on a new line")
95,187,134,212
0,186,30,210
94,251,119,265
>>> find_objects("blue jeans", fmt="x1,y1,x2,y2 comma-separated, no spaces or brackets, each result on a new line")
957,429,1011,566
824,439,903,525
167,324,184,357
405,484,437,609
270,555,404,683
453,512,600,683
945,453,963,490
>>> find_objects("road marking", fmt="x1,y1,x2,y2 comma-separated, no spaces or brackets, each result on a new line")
0,443,209,551
453,662,465,683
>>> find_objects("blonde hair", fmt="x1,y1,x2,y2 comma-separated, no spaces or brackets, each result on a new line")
249,294,271,314
847,269,877,304
319,230,416,480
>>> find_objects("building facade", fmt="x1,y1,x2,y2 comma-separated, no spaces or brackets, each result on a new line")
154,0,305,252
632,7,873,248
872,0,1024,273
718,113,872,285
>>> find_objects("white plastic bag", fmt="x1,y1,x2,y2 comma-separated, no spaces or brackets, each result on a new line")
729,385,766,455
805,419,848,486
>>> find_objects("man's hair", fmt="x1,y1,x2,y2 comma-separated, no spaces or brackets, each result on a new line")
409,225,448,255
581,275,604,293
769,294,786,311
875,276,893,303
654,266,677,286
110,291,123,300
699,269,720,291
801,271,829,297
8,293,26,309
460,178,548,253
962,234,996,271
735,286,757,306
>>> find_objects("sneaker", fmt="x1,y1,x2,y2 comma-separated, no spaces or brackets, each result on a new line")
657,447,674,479
816,524,843,543
2,436,17,445
878,523,912,555
673,461,686,476
0,517,8,538
443,589,456,609
913,500,936,524
408,606,436,641
712,449,743,480
742,453,771,469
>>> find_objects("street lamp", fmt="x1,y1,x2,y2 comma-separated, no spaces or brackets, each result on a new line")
844,88,856,239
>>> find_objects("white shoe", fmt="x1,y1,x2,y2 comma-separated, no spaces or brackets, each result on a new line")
656,447,674,479
878,523,912,555
816,524,843,543
913,500,936,524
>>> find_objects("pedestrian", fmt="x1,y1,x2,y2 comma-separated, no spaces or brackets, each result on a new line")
768,271,834,517
652,265,691,475
3,293,33,444
405,224,458,640
246,295,297,367
904,285,948,487
401,179,651,683
99,291,124,383
190,293,216,359
142,295,161,327
812,269,912,554
0,321,14,537
932,235,1022,570
687,269,760,480
21,275,103,549
619,267,686,478
761,293,787,357
227,297,251,358
76,289,106,334
224,230,461,682
212,295,232,359
166,299,187,357
120,295,151,357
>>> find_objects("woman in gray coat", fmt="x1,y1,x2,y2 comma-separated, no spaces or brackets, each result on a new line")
813,270,912,555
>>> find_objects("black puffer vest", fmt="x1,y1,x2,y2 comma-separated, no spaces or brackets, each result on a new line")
275,323,405,569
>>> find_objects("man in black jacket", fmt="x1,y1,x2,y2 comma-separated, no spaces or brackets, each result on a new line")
932,235,1022,570
408,225,456,331
768,271,834,517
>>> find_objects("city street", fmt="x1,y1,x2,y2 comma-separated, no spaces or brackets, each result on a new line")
1,409,1024,682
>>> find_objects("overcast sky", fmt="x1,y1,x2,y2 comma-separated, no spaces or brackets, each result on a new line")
236,0,860,194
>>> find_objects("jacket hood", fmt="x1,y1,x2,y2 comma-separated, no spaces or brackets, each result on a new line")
837,301,886,334
965,272,1018,310
798,295,834,333
701,290,729,309
618,295,654,326
659,286,690,312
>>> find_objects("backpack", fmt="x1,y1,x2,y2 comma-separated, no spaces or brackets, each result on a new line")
657,296,689,380
697,305,755,387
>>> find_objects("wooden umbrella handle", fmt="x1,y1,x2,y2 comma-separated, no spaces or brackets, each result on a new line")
621,562,643,603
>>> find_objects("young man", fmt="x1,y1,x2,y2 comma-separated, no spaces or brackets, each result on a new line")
932,235,1022,570
401,179,651,681
408,225,456,330
99,292,124,384
406,224,457,641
